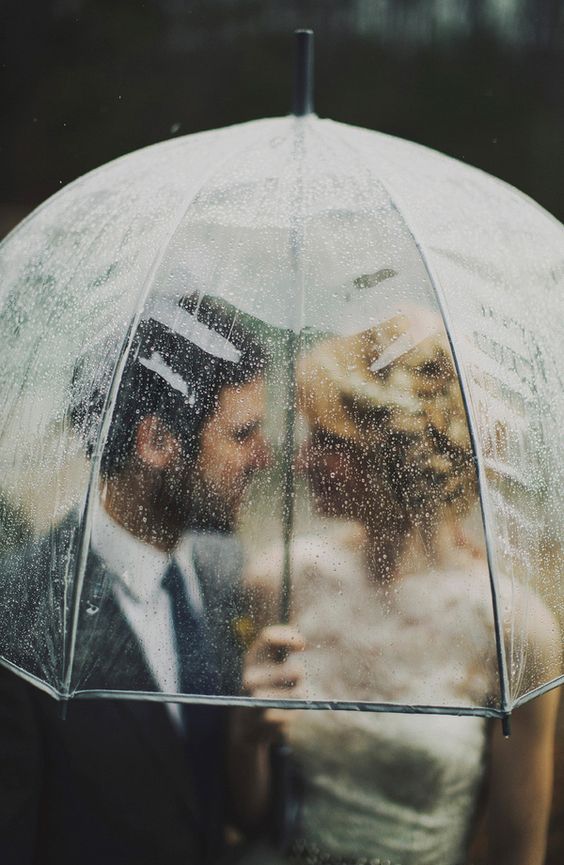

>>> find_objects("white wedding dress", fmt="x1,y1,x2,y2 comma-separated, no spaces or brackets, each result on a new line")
241,528,500,865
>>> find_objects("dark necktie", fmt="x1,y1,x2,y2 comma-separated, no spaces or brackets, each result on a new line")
161,559,218,697
161,558,225,861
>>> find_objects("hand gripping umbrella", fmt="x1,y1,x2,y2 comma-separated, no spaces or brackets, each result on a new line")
0,32,562,735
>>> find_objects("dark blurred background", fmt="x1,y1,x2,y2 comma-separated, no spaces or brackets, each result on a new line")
1,2,563,862
1,0,564,231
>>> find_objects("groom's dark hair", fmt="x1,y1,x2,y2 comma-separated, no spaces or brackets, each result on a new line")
72,293,267,477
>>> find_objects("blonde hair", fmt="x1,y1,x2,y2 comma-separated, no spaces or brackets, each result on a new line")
298,315,478,530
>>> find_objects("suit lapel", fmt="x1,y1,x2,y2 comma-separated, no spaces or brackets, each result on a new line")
73,549,156,691
73,550,198,816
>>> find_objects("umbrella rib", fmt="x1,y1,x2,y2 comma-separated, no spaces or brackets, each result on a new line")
320,117,511,718
511,674,564,709
372,178,512,719
280,116,311,624
62,120,292,699
28,193,156,687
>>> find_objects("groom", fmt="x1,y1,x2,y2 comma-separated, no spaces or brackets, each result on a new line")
0,293,297,864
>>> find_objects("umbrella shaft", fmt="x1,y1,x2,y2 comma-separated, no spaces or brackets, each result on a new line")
293,29,314,116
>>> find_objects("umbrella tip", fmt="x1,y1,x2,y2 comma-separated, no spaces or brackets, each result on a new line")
58,698,69,722
501,713,511,738
292,29,315,117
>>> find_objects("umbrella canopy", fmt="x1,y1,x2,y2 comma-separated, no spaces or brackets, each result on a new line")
0,108,562,720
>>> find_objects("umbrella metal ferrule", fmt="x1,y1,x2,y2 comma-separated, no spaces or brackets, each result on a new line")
502,713,512,738
292,29,315,116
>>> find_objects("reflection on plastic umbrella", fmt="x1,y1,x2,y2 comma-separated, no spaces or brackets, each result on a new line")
0,32,562,737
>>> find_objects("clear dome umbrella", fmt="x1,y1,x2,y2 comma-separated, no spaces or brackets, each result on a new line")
0,33,561,730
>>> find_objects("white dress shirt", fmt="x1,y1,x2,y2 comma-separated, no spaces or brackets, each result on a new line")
91,505,205,729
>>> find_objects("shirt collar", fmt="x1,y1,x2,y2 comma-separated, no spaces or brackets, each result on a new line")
174,532,203,615
91,504,204,613
91,505,172,604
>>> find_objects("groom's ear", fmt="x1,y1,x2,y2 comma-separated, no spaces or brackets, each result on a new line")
135,415,181,470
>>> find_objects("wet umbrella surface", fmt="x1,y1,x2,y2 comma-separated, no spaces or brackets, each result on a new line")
0,92,562,724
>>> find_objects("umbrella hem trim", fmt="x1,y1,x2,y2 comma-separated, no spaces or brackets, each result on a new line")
4,649,560,715
70,689,505,717
0,656,61,699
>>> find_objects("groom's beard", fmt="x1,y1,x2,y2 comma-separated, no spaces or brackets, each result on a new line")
184,471,244,534
162,462,239,535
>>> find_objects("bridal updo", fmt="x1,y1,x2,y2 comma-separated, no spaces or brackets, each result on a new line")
298,314,478,532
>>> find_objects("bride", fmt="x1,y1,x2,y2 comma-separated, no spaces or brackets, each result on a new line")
237,317,560,865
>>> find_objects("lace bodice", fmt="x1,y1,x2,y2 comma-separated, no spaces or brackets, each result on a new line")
289,532,497,709
290,710,486,864
251,530,498,864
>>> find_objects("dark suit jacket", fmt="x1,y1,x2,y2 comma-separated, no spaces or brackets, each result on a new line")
0,525,245,865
